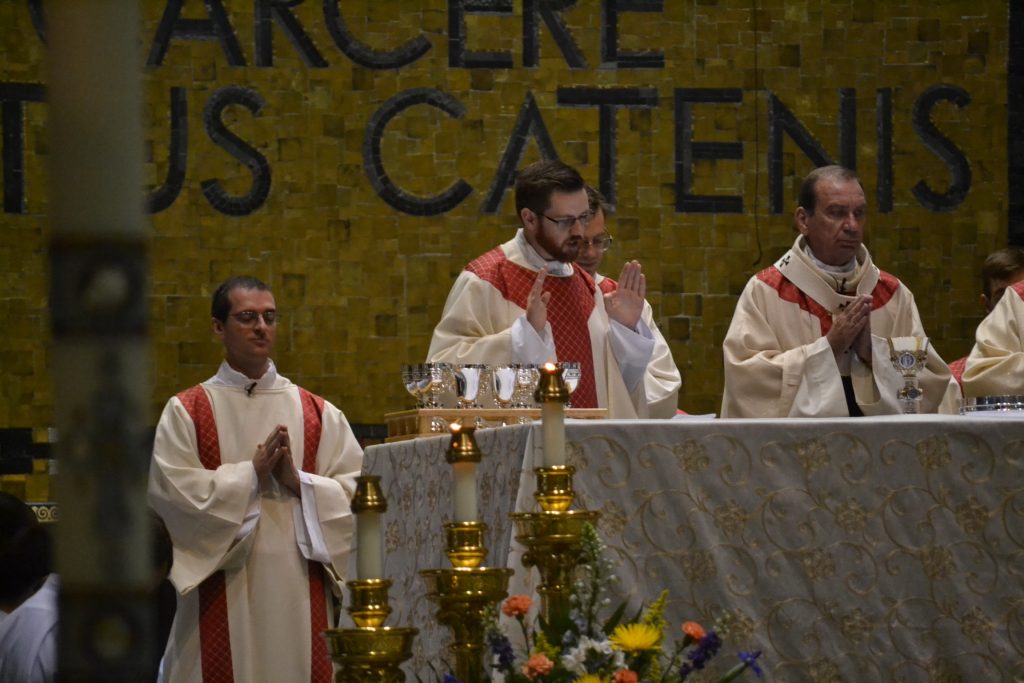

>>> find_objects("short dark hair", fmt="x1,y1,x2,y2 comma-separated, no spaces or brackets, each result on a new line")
0,492,51,604
211,276,271,322
981,248,1024,299
798,165,862,214
514,160,585,216
585,184,612,217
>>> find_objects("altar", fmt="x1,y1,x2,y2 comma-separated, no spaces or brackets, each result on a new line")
359,415,1024,681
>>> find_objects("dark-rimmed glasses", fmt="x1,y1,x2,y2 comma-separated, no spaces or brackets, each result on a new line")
230,310,278,326
538,210,595,231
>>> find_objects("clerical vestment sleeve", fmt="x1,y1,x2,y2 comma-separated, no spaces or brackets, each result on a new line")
963,286,1024,396
148,398,260,594
428,271,520,364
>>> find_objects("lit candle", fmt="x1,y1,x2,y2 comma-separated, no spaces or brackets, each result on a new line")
352,476,386,580
448,423,482,523
537,363,568,467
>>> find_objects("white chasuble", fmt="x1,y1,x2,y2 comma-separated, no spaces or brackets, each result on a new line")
722,236,959,418
962,281,1024,396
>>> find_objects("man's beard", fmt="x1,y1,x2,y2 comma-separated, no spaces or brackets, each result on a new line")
535,229,581,263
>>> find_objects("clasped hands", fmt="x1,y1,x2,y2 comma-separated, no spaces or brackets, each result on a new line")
252,425,301,498
526,261,646,333
827,295,872,365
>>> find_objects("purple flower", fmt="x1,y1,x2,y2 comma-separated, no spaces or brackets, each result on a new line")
486,631,516,671
687,630,722,670
443,675,463,683
739,650,763,677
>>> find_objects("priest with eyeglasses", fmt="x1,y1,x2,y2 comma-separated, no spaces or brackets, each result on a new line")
427,159,680,418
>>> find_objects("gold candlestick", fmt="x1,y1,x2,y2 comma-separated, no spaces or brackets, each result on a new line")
323,478,417,682
420,427,511,683
511,464,600,625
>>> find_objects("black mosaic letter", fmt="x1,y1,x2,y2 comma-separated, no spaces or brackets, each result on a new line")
482,92,559,214
876,88,893,213
601,0,664,68
147,87,188,214
522,0,586,68
323,0,431,69
557,87,659,206
0,82,46,214
767,93,834,213
674,88,743,213
911,84,972,212
448,0,514,68
201,86,271,216
147,0,245,67
363,88,473,216
255,0,328,67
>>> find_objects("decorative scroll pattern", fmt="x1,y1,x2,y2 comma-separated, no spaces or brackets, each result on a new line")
363,416,1024,681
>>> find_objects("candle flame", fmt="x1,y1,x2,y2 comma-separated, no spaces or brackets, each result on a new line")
543,362,557,372
449,421,462,433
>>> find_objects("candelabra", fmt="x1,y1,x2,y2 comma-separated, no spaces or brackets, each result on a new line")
323,476,417,683
420,426,512,683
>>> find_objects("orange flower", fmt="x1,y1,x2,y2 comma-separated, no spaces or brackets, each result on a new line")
682,621,706,642
521,653,553,678
613,670,639,683
502,594,533,617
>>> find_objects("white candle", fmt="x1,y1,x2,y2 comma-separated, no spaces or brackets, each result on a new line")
452,461,478,522
356,510,383,580
542,400,566,467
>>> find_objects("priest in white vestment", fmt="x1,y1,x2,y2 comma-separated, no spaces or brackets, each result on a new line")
722,166,959,418
962,280,1024,396
428,160,677,418
148,277,362,683
575,185,681,417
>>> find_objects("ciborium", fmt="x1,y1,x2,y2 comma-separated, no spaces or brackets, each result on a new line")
421,426,511,683
888,336,929,414
323,476,417,683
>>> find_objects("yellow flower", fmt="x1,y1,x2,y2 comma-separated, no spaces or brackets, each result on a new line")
609,623,661,652
576,675,608,683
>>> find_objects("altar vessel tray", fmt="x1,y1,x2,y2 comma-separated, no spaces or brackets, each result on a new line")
384,408,607,442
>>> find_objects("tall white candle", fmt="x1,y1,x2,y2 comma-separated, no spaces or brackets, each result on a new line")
542,400,566,467
356,510,383,580
452,461,478,522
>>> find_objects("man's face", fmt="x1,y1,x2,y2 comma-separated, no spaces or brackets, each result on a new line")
212,287,277,377
795,179,867,267
575,209,608,277
983,270,1024,313
521,188,589,263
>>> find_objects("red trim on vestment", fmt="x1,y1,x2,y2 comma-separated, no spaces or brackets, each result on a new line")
298,388,332,683
1011,280,1024,300
467,249,600,407
948,356,967,390
177,385,235,683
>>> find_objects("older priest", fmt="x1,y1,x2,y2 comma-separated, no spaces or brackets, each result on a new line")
149,276,362,683
428,160,677,418
722,166,959,417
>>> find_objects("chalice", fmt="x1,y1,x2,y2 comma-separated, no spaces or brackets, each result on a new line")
888,336,929,414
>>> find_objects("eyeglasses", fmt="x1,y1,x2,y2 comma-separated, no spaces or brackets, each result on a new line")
230,310,278,326
538,210,595,231
581,235,613,252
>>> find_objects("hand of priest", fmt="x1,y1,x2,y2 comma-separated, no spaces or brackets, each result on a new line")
526,266,552,333
827,295,871,357
253,425,289,487
604,260,646,330
273,446,301,498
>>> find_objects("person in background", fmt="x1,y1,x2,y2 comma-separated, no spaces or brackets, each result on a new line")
0,492,55,683
961,275,1024,397
576,185,682,417
148,276,362,683
948,247,1024,388
721,165,959,417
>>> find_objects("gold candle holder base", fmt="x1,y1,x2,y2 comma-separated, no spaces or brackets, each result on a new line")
534,465,575,512
322,626,417,683
420,567,513,683
346,578,392,628
445,521,487,568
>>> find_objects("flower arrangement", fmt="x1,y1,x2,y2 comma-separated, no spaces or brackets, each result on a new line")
460,523,763,683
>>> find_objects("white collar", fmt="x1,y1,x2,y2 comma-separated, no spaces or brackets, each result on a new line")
513,228,574,276
210,359,279,390
802,242,857,274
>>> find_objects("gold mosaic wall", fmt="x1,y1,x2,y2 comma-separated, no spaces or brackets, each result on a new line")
0,1,1010,427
